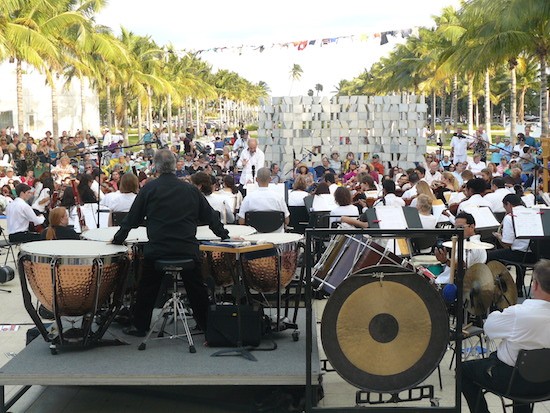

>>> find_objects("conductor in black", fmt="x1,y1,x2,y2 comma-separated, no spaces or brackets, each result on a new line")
114,149,229,336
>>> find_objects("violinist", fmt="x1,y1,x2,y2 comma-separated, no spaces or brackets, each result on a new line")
457,178,492,214
373,180,405,207
5,184,45,242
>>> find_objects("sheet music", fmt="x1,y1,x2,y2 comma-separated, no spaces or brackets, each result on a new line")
513,207,544,238
462,206,499,228
375,206,408,229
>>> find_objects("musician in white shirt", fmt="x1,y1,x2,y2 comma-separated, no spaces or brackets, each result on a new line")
237,138,265,186
457,178,492,214
5,184,45,242
424,161,442,184
483,177,510,213
373,180,405,207
101,173,138,213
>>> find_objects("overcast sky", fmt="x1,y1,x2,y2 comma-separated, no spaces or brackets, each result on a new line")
96,0,460,96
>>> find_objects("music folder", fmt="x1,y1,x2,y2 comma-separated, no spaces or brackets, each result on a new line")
512,206,550,239
365,206,422,229
461,206,499,229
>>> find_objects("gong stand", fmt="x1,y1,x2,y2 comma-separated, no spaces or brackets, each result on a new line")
305,227,465,413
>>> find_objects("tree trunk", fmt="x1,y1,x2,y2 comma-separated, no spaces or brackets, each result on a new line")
539,54,549,192
430,91,436,134
451,74,458,129
106,82,112,130
510,65,517,140
196,99,200,136
137,99,142,143
475,99,479,128
440,92,446,133
147,86,153,131
485,69,492,141
167,94,172,142
467,76,474,135
51,76,59,143
123,87,129,145
16,59,24,136
519,87,526,124
80,76,86,132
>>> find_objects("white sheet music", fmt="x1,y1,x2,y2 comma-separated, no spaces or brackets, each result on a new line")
513,207,544,238
375,206,408,229
462,206,499,228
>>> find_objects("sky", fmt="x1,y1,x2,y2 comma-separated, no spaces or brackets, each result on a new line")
96,0,461,97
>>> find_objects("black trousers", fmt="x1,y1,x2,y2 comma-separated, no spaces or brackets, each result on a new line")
9,231,42,243
132,257,209,332
462,352,549,413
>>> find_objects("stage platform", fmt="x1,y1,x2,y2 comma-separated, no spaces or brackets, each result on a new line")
0,310,321,411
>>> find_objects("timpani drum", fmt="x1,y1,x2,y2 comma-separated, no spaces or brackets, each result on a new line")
313,235,412,294
321,265,448,393
240,233,303,293
18,241,129,352
198,225,256,288
82,226,148,243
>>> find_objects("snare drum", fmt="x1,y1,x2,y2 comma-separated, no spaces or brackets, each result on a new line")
19,241,129,351
240,233,303,293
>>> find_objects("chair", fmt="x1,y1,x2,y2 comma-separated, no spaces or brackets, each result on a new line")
410,233,438,254
138,258,197,353
288,206,309,235
477,348,550,413
244,211,285,233
494,211,506,223
0,226,17,265
499,239,540,297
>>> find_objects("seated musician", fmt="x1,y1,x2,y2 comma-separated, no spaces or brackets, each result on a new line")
373,179,405,207
483,177,509,213
5,183,45,242
461,259,550,413
40,207,80,240
488,194,534,263
330,187,359,227
457,178,492,214
434,212,487,285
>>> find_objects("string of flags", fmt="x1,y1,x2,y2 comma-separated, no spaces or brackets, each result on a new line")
183,27,419,56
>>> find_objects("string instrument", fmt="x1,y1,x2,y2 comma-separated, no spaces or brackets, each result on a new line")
50,190,60,210
132,165,138,176
71,179,86,230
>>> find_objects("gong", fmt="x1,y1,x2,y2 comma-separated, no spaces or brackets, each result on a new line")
321,265,449,393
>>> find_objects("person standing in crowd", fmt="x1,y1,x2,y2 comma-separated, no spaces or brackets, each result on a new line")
461,259,550,413
237,138,265,186
113,150,229,336
450,127,469,164
5,184,45,242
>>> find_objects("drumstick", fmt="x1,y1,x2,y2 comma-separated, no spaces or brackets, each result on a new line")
442,235,458,303
449,235,458,285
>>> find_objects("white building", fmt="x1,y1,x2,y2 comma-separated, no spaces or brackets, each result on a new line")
0,61,100,138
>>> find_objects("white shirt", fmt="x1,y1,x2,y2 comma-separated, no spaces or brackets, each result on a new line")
451,135,469,156
483,188,510,213
328,183,338,195
419,213,438,229
374,193,405,207
237,147,265,185
501,209,530,252
424,170,442,184
329,204,359,226
205,194,234,224
100,191,137,213
436,234,487,284
485,299,550,366
237,187,289,233
0,174,19,187
5,197,45,234
467,160,486,176
31,187,50,213
288,190,309,207
401,185,418,200
215,190,242,213
311,193,338,212
457,194,492,214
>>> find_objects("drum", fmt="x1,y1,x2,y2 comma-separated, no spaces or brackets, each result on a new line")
313,235,412,294
240,233,303,293
410,255,444,276
82,226,148,243
198,225,256,287
18,241,129,351
321,265,449,393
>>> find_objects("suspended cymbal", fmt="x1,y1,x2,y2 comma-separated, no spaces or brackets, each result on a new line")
487,260,518,310
443,241,494,250
463,263,494,316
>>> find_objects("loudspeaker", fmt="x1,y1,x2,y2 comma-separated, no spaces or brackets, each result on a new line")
206,304,263,347
0,266,14,284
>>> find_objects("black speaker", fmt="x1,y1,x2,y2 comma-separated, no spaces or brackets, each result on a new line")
206,304,264,347
0,266,14,284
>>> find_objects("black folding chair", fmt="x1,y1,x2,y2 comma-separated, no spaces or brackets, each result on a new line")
288,206,309,235
244,211,285,233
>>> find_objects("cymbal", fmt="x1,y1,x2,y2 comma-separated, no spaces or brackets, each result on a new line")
463,263,494,316
487,260,518,310
442,240,494,250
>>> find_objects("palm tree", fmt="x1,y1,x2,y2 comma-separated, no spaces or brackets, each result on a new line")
315,83,323,96
289,64,303,95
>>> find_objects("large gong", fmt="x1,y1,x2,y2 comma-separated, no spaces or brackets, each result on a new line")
321,265,449,393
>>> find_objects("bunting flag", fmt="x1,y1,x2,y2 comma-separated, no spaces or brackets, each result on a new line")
186,26,419,56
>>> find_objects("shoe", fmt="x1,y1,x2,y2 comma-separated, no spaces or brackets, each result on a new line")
122,327,147,337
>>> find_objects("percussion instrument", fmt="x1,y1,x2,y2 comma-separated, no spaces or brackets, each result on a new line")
442,240,494,250
321,265,448,393
82,226,148,243
410,255,444,276
18,240,129,352
487,260,517,310
240,233,303,293
198,225,256,287
313,235,412,294
463,263,494,316
196,224,256,241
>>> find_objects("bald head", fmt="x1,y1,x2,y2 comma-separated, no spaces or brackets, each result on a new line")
248,138,258,152
256,167,271,186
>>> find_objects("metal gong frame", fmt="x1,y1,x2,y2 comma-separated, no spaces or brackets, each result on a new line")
304,227,465,413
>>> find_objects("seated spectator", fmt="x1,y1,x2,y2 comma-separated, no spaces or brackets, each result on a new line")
288,175,309,207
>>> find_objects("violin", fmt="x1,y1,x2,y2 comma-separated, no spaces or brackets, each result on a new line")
71,179,86,230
